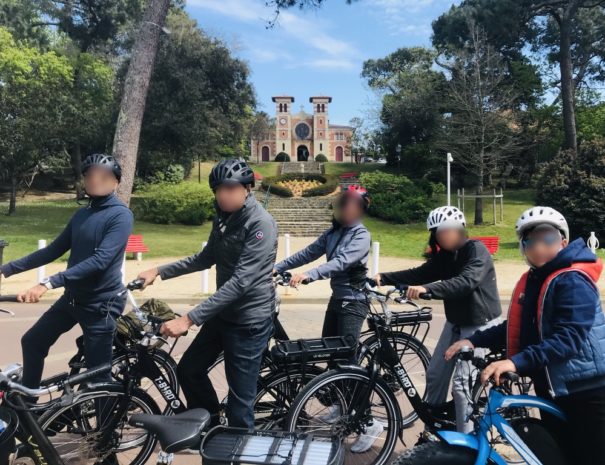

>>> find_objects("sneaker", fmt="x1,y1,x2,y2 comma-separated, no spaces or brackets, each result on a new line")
318,405,342,424
350,420,384,453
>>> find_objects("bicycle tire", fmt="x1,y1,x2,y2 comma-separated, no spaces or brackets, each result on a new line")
359,332,431,428
38,383,160,465
285,367,400,465
392,442,497,465
254,366,324,430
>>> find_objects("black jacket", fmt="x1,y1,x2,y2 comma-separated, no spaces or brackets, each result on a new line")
380,239,501,326
158,193,278,326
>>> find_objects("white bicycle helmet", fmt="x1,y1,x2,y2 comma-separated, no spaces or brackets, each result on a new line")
426,206,466,231
515,206,569,240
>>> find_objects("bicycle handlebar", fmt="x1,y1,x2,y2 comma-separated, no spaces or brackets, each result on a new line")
0,363,112,397
0,295,19,302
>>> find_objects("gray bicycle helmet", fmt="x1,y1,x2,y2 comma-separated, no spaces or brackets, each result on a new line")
81,153,122,182
209,159,254,191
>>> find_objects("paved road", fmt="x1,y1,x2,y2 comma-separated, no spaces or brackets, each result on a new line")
0,296,476,464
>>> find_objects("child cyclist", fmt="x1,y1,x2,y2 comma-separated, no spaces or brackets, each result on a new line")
446,207,605,465
374,206,502,433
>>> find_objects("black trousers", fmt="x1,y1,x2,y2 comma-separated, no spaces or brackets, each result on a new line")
176,316,273,428
540,387,605,465
21,294,121,389
322,296,369,361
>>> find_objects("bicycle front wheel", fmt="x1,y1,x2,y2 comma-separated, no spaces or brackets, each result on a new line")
285,367,399,465
38,384,160,465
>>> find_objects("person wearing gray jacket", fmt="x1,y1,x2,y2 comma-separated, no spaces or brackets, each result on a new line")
137,159,277,429
274,185,381,453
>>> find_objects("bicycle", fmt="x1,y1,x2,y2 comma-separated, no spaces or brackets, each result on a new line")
248,274,433,431
0,295,161,465
283,282,454,465
392,347,565,465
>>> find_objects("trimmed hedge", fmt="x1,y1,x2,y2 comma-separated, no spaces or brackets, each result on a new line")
315,153,328,162
261,173,338,197
275,152,290,162
359,172,443,224
135,181,215,225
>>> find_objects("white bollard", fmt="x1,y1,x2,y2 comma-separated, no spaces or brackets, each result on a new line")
201,242,209,294
121,254,127,285
371,242,380,277
37,240,47,282
284,234,291,295
587,232,600,254
284,234,291,259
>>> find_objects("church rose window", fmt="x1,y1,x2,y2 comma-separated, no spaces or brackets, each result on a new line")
295,122,311,140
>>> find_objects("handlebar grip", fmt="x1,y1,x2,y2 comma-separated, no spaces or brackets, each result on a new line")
0,295,19,302
419,292,433,300
501,372,520,383
127,278,145,291
64,363,112,387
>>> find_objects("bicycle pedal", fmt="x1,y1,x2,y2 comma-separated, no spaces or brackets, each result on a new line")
156,451,174,465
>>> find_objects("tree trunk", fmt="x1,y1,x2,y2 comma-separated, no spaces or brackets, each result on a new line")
475,166,484,225
112,0,171,205
8,176,17,215
559,14,578,152
70,144,84,199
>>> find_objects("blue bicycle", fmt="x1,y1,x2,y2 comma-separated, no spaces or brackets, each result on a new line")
394,347,568,465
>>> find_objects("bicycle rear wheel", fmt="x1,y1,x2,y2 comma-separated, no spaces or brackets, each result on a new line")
38,384,159,465
285,367,399,465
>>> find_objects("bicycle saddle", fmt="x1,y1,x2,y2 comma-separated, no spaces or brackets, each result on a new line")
129,408,210,453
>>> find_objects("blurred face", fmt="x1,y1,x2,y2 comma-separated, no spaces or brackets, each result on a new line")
435,227,465,251
215,183,248,213
83,166,118,197
522,229,567,268
336,195,365,226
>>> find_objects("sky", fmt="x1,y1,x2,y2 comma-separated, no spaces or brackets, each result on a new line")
186,0,460,126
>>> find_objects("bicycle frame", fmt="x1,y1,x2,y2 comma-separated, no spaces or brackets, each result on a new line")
436,388,566,465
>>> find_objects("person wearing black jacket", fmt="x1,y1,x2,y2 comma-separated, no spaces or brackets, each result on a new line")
374,206,501,433
137,159,278,429
0,154,132,388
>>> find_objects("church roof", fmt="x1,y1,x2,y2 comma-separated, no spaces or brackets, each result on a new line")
272,96,295,102
309,96,332,102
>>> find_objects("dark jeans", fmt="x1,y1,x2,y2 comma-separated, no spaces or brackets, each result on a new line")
540,387,605,465
322,297,368,361
176,316,273,428
21,294,121,389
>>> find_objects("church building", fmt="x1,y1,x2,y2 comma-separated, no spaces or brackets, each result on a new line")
252,96,353,162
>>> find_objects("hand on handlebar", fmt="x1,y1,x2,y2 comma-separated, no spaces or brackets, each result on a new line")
137,267,159,289
17,284,48,303
480,359,518,386
160,314,194,338
444,339,475,361
406,286,428,300
289,273,309,288
371,274,382,287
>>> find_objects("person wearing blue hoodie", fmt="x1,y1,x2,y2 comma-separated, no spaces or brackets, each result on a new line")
446,206,605,465
0,154,133,388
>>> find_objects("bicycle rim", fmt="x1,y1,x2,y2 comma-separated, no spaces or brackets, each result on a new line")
286,369,399,465
38,385,159,465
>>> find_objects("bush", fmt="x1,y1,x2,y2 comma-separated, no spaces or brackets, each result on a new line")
537,138,605,238
261,173,338,197
275,152,290,162
315,153,328,162
135,181,215,225
359,171,442,223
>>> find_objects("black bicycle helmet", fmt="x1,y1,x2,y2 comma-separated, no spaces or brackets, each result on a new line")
81,153,122,182
209,159,255,191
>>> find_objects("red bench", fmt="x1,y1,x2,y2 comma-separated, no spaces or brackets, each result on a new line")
471,236,500,255
125,234,149,260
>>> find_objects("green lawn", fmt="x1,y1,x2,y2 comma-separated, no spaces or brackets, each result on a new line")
0,188,535,262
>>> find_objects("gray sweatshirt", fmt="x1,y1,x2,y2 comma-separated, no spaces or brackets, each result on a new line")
274,221,371,300
158,194,278,325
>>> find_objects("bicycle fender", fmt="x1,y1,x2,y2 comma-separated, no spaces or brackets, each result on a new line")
436,431,507,465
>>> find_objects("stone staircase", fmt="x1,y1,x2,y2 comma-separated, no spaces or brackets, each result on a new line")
280,162,324,175
267,196,333,236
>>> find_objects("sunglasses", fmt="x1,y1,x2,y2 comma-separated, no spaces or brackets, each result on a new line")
522,233,561,250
